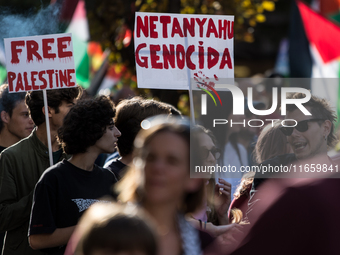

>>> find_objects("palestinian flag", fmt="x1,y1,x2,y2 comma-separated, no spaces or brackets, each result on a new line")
297,0,340,121
66,0,90,89
0,64,6,84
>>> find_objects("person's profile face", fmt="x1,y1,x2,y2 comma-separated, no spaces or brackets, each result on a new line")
51,99,76,129
5,100,34,139
94,123,121,153
197,133,217,166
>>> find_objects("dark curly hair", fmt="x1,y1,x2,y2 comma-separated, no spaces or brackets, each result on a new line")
58,96,116,155
25,86,82,126
114,97,175,157
0,84,26,131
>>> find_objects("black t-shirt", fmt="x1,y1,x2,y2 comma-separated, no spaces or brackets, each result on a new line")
52,149,63,165
0,146,6,153
29,159,117,254
106,158,127,180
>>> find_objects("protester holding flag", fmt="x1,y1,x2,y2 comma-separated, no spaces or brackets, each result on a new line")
0,86,82,255
29,96,120,255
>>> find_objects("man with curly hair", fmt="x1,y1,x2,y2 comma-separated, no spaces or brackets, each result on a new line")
0,86,82,255
28,96,120,255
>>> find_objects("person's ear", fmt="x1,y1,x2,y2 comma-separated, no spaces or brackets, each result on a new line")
41,106,53,117
1,110,10,124
323,120,332,137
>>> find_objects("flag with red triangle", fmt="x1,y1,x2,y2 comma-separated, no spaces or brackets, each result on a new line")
297,0,340,122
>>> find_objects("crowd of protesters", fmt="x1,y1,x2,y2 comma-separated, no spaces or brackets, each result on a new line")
0,77,340,255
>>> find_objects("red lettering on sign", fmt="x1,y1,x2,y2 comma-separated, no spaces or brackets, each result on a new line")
46,70,54,89
206,19,218,38
228,21,234,39
30,71,39,90
55,71,59,87
171,18,184,37
135,42,233,71
16,73,24,92
150,16,158,38
135,43,148,68
196,18,207,37
59,70,68,87
67,69,76,87
27,41,42,62
160,16,171,38
219,48,232,69
150,44,162,69
7,72,16,91
218,20,227,40
23,72,32,90
57,37,72,58
186,45,195,70
176,44,185,69
42,38,56,60
11,41,25,64
183,18,195,37
163,44,175,69
39,71,47,89
208,47,219,69
136,16,148,38
198,41,204,69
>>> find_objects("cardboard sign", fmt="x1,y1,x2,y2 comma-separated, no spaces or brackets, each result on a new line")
4,33,76,92
134,12,234,90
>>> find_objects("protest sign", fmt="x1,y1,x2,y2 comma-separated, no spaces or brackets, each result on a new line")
134,12,234,90
4,33,76,166
4,33,76,93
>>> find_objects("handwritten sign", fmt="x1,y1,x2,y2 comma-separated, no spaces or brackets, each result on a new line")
4,33,76,92
134,12,234,90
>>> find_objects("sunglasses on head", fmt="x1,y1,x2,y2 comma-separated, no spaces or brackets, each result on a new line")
200,147,221,160
279,118,325,136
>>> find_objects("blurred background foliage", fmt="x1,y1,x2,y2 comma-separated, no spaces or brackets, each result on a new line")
84,0,282,75
0,0,297,79
0,0,310,109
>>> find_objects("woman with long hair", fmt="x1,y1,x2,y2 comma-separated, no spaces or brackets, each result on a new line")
116,116,207,255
